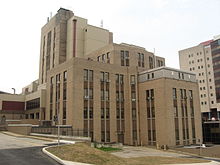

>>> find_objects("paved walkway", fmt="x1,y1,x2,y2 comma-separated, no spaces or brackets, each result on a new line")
112,146,220,165
168,162,219,165
112,146,185,158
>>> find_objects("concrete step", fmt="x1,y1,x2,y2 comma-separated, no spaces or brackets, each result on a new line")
0,126,7,131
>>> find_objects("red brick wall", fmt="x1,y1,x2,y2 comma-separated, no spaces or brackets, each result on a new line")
2,101,25,111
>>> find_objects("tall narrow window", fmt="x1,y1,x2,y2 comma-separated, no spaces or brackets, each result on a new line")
83,69,94,140
146,89,156,145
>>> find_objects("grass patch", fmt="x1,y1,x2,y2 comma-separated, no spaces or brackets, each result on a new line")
46,143,209,165
98,147,122,152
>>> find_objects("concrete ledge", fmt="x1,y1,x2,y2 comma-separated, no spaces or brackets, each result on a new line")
8,124,32,126
7,124,32,135
42,146,92,165
30,133,91,141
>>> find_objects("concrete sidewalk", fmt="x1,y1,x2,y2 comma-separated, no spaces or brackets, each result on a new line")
167,161,220,165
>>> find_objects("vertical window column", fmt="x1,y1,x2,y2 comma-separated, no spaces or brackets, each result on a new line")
116,74,125,144
173,88,180,145
189,90,196,144
62,71,67,124
131,75,137,144
49,77,54,120
55,74,61,125
180,89,189,145
83,69,94,140
146,89,156,145
100,72,110,142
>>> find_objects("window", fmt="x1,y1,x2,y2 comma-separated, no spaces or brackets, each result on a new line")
149,56,154,69
101,108,104,119
132,109,136,118
121,50,130,66
131,91,136,100
152,73,154,78
84,69,88,81
106,108,109,119
63,71,67,82
210,86,212,89
105,90,109,100
89,108,93,118
102,54,105,62
138,53,145,67
97,56,100,61
26,98,40,110
173,88,177,99
84,108,88,118
101,90,105,100
100,72,105,82
89,88,93,99
121,50,124,66
84,89,89,98
106,52,110,63
125,51,129,66
131,75,135,84
89,70,93,81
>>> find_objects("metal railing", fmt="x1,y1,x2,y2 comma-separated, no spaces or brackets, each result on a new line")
31,126,85,137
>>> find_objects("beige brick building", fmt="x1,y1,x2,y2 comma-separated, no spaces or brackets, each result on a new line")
179,38,220,120
0,8,203,147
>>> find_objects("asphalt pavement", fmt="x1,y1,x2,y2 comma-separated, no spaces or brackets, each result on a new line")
0,132,60,165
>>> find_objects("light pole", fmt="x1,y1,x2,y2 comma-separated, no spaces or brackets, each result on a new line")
12,88,16,94
198,139,202,156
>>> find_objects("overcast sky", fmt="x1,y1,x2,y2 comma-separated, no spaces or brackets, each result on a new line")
0,0,220,94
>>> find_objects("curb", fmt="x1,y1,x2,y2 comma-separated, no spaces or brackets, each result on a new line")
42,146,65,165
42,145,92,165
